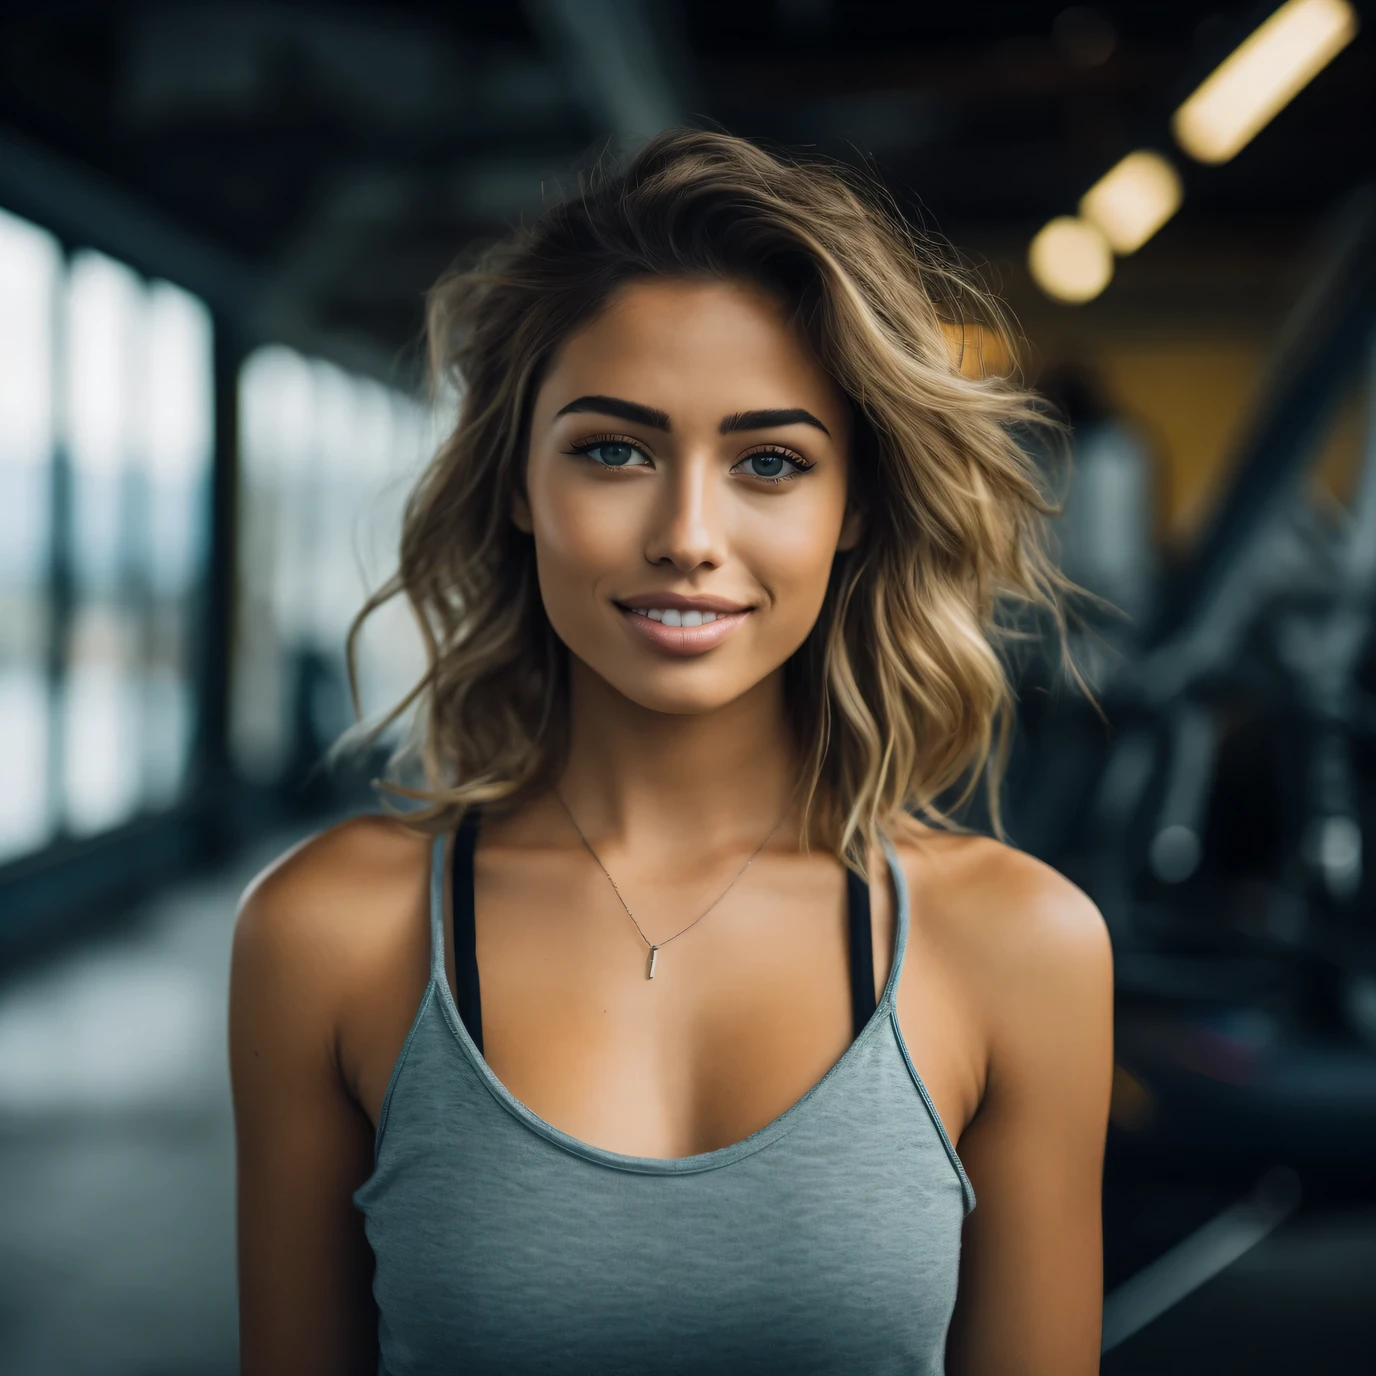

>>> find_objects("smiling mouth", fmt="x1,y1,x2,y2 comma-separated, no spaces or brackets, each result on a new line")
626,606,720,627
614,602,754,655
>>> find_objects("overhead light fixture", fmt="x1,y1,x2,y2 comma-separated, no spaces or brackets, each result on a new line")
1079,151,1183,255
1172,0,1359,164
1028,216,1113,304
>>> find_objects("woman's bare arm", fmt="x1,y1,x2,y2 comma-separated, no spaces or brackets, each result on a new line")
933,847,1115,1375
229,819,429,1376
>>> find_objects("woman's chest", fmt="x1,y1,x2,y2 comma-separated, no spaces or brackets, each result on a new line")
349,849,984,1161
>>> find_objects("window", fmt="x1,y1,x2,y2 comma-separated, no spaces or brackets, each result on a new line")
233,346,430,785
0,216,213,865
0,210,60,860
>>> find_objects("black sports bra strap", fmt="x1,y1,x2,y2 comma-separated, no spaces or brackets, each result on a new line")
847,866,877,1037
453,813,876,1052
451,811,484,1056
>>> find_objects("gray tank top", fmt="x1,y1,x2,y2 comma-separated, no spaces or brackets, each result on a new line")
354,831,976,1375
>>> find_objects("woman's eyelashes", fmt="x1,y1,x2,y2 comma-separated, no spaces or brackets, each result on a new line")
729,445,813,484
566,434,652,469
565,434,814,485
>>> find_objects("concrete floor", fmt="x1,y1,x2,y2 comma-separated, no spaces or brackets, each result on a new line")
1102,1212,1376,1373
0,836,289,1376
1101,1183,1376,1373
0,831,1373,1373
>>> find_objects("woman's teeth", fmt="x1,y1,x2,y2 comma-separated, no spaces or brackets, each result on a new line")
631,608,718,626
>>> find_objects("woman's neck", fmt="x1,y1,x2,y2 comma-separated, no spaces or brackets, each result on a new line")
553,656,805,860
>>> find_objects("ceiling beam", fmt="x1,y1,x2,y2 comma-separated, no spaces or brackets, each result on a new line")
0,121,409,383
521,0,687,144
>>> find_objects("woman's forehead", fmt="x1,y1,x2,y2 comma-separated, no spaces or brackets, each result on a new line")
541,277,848,433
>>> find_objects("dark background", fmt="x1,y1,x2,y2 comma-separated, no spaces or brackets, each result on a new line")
0,3,1374,1371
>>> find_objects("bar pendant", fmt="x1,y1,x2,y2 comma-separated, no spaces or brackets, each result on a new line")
647,945,659,980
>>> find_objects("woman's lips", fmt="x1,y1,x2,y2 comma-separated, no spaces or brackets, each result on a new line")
618,605,752,655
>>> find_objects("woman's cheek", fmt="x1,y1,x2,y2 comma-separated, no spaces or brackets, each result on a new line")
536,475,643,572
740,508,843,614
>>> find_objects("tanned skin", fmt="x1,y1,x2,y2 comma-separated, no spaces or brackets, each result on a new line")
230,277,1113,1375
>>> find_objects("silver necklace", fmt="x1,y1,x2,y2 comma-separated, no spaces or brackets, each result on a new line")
554,791,789,980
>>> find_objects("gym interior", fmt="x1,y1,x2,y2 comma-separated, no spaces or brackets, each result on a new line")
0,3,1373,1371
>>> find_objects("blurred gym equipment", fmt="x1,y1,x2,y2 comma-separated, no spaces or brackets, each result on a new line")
1010,186,1376,1179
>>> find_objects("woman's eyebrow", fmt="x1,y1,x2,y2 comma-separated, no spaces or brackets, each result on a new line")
719,408,831,437
553,395,672,430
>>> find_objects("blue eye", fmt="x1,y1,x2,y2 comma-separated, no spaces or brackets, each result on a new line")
581,441,647,468
734,449,809,482
747,452,787,478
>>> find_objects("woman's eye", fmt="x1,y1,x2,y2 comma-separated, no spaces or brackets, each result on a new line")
736,450,806,481
581,441,648,468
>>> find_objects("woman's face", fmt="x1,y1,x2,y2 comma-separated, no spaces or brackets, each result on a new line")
517,276,859,716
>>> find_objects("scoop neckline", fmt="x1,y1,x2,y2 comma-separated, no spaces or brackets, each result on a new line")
429,832,912,1177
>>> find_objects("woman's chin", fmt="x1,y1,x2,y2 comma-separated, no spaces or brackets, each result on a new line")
605,675,755,718
578,655,769,718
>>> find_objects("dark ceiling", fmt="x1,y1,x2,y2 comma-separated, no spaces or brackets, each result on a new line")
0,1,1371,375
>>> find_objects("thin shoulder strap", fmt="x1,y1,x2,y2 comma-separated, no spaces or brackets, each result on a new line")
451,811,484,1055
878,830,974,1213
877,831,911,1011
846,866,876,1037
428,830,449,984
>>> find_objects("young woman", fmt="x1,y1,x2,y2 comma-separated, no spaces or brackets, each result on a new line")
230,130,1113,1375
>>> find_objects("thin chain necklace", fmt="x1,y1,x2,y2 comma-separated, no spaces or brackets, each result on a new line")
554,791,790,980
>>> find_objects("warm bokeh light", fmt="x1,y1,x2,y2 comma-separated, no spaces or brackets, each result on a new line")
1172,0,1359,164
1079,151,1184,255
1027,216,1113,304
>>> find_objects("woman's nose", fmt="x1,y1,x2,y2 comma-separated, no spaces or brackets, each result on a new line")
642,457,727,573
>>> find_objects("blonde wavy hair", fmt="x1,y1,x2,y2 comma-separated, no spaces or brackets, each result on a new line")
348,128,1067,870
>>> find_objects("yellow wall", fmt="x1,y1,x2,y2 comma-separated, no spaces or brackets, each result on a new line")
1092,335,1270,543
944,318,1275,543
945,260,1371,547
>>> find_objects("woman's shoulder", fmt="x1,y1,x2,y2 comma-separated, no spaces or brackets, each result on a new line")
884,816,1112,1020
233,813,435,1015
229,816,441,1236
241,811,433,904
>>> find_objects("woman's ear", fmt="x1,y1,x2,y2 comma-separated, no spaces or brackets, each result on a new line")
837,503,864,552
511,486,534,534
